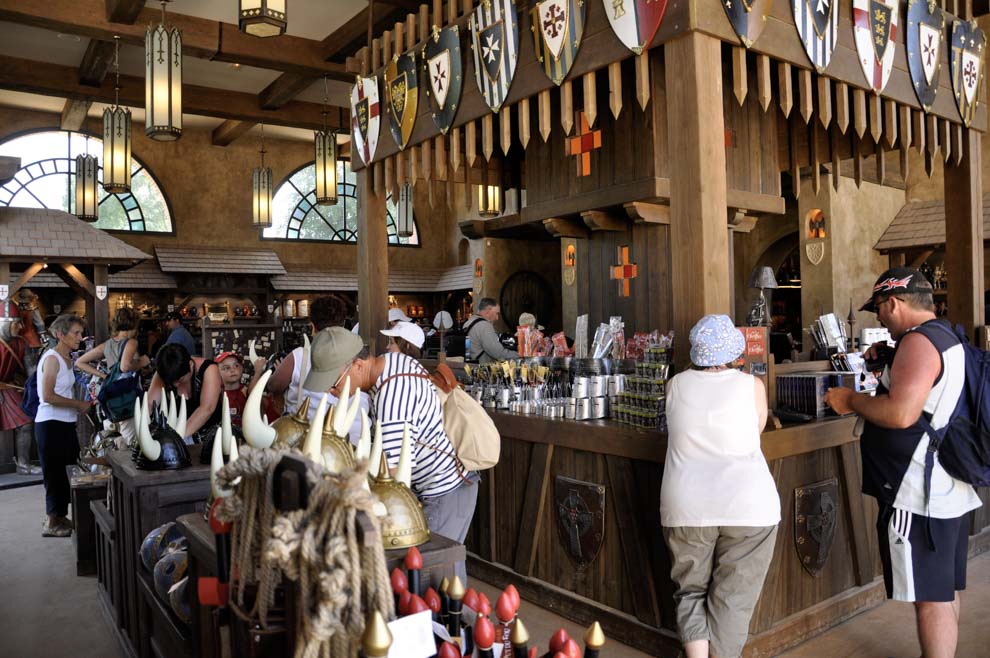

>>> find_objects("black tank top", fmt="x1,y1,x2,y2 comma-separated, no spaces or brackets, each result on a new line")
168,359,222,439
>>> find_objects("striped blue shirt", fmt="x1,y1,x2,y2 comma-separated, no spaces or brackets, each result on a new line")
371,353,462,498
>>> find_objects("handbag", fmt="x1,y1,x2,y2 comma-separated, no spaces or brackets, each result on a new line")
97,348,140,422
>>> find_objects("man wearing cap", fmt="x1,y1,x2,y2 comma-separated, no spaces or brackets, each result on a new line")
825,267,981,657
163,311,197,357
215,351,277,428
299,327,369,444
381,321,426,360
464,298,518,363
350,307,412,336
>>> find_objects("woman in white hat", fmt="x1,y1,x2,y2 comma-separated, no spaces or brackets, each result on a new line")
660,314,779,658
380,321,426,360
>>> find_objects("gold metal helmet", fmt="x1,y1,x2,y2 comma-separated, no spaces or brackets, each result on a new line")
271,396,311,449
370,426,430,548
302,390,357,474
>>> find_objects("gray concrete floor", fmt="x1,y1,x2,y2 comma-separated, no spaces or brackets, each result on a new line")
0,481,986,658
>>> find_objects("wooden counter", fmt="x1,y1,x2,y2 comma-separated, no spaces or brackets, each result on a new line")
466,412,990,657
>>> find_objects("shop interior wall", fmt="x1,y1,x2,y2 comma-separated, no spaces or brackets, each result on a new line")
0,106,455,274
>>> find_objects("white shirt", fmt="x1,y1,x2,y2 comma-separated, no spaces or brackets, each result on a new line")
299,387,370,447
283,345,306,416
36,349,78,423
660,369,781,527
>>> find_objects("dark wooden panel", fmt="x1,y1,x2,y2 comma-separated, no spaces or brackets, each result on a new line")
513,443,554,575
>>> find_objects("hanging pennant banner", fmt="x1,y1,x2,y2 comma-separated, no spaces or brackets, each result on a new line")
907,0,945,112
470,0,520,112
423,25,463,134
950,19,986,127
602,0,667,55
721,0,773,49
853,0,899,94
351,75,381,165
793,0,839,73
531,0,585,86
385,51,419,150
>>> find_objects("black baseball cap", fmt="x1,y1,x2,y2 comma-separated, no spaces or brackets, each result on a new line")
165,311,182,322
860,267,933,312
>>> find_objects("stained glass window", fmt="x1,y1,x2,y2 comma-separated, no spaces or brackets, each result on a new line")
262,160,419,245
0,129,173,232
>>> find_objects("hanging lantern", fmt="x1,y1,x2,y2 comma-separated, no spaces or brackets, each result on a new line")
239,0,287,38
252,126,272,228
145,1,182,141
75,153,99,222
314,77,338,206
103,36,132,193
476,185,502,217
397,183,414,237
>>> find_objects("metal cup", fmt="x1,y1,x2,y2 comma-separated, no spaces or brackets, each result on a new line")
576,398,591,420
573,377,589,398
565,397,576,419
499,388,511,408
592,397,608,419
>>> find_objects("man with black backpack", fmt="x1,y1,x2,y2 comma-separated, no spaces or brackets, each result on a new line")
825,267,982,658
464,298,517,364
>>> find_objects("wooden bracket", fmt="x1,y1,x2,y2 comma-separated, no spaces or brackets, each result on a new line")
580,210,628,232
623,201,670,224
542,217,589,238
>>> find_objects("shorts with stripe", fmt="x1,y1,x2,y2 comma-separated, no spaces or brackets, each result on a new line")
877,504,969,602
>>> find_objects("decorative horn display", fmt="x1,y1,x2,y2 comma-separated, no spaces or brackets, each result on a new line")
175,395,187,440
166,391,178,429
369,419,384,482
295,332,311,406
221,392,233,455
133,392,191,470
332,377,362,439
320,391,357,474
302,393,329,466
396,422,413,488
159,390,170,425
242,370,277,449
271,395,311,449
356,408,371,461
137,396,161,461
209,427,229,499
248,338,259,363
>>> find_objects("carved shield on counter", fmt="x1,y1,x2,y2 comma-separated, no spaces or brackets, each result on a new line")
555,476,605,567
721,0,773,49
423,25,462,134
950,19,986,127
907,0,945,112
794,478,838,577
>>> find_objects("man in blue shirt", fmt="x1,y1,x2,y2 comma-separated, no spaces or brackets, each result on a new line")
163,311,196,356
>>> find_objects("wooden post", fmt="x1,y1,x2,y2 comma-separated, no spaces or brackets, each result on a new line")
357,170,390,354
665,33,730,366
943,130,984,338
93,264,109,342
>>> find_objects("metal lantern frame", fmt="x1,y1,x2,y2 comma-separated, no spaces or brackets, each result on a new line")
239,0,287,38
314,77,339,206
75,146,99,222
252,125,273,228
103,36,132,193
476,165,502,218
397,183,414,237
145,1,182,141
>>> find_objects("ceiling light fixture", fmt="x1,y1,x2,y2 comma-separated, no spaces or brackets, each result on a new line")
252,124,273,228
145,1,182,141
75,136,99,222
314,76,338,206
103,36,132,193
239,0,287,38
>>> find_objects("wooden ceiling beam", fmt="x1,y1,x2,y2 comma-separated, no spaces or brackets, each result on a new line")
259,73,317,110
0,55,349,131
78,39,116,86
0,0,350,80
106,0,146,24
211,120,257,147
60,98,92,130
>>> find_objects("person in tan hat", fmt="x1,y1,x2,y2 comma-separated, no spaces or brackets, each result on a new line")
299,326,369,444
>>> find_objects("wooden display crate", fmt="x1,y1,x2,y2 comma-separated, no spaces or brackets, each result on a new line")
93,499,120,629
68,466,109,576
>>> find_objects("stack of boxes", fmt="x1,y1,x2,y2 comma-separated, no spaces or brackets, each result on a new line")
614,348,672,431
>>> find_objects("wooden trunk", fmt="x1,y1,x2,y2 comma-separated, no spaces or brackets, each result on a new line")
465,413,990,656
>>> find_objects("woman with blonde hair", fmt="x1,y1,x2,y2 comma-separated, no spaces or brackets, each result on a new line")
76,307,149,444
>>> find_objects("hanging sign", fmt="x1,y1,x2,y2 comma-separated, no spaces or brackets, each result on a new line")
793,0,839,73
423,25,462,134
470,0,520,112
96,285,108,301
950,19,986,127
721,0,773,49
853,0,900,94
531,0,585,86
385,51,419,150
350,75,381,165
602,0,667,55
906,0,945,112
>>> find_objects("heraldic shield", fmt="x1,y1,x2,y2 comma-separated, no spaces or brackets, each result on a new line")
385,51,419,150
423,25,462,134
351,75,381,166
531,0,585,86
554,476,605,567
602,0,667,55
794,478,838,577
471,0,520,113
907,0,945,112
951,19,986,127
853,0,900,94
721,0,773,49
793,0,839,73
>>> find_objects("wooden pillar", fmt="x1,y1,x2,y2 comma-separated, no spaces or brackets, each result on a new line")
560,237,580,336
93,265,109,342
0,262,8,303
356,170,389,354
665,33,730,365
943,130,984,337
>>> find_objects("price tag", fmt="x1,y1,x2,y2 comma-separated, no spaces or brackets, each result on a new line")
386,610,435,658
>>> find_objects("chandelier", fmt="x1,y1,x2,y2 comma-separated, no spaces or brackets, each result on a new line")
252,125,273,228
239,0,287,38
314,77,338,205
397,183,414,237
145,1,182,141
103,36,131,192
75,137,99,222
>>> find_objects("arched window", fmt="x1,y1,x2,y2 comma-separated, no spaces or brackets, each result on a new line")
262,160,419,245
0,129,173,233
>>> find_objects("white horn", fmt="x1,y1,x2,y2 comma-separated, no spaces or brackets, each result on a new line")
396,422,412,487
210,427,227,499
166,391,178,429
248,339,259,363
221,393,233,455
228,434,241,486
242,370,277,449
159,391,169,425
295,333,311,407
356,408,371,460
369,419,383,480
302,394,329,465
332,376,351,437
175,395,187,440
138,395,161,461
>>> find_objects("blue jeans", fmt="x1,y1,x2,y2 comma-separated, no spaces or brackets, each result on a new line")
35,420,79,516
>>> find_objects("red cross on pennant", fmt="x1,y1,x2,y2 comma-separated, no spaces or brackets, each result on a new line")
567,111,602,177
610,246,638,297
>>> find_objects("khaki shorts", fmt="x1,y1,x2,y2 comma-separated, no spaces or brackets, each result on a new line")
663,525,778,658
